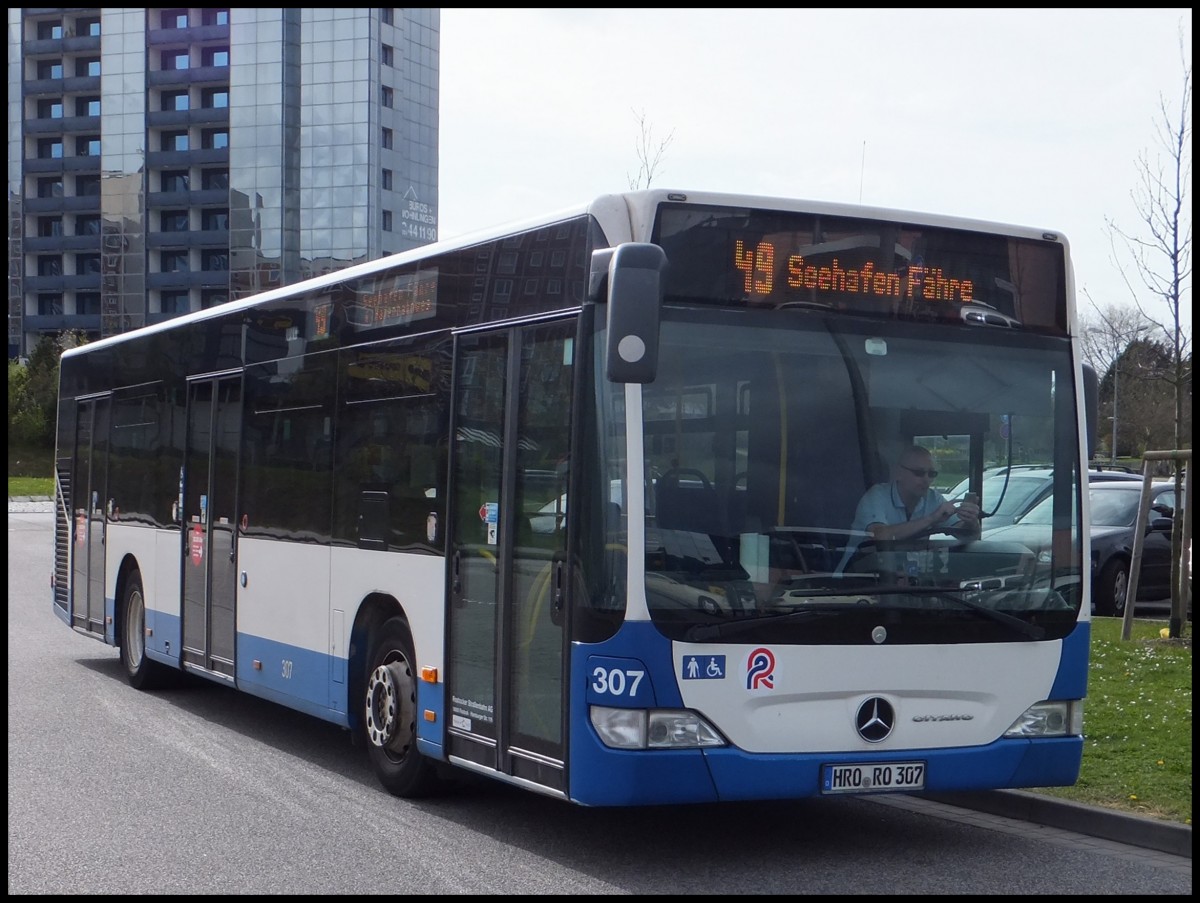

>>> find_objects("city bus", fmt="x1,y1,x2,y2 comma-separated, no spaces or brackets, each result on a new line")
51,188,1097,806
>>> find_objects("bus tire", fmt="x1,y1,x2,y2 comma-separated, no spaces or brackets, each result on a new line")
120,571,173,690
1095,559,1129,618
363,615,442,797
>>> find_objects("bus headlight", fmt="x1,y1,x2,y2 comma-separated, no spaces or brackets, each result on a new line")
1003,700,1083,738
590,706,726,749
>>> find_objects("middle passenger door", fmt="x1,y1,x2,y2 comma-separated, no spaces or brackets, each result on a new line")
446,318,576,794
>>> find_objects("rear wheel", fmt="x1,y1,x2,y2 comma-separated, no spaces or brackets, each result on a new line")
363,615,443,797
120,571,173,690
1095,559,1130,618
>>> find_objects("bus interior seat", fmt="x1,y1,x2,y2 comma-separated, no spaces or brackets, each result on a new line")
655,468,725,535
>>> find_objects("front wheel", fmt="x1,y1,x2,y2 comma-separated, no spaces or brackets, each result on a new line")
362,615,443,797
1095,559,1130,618
120,571,173,690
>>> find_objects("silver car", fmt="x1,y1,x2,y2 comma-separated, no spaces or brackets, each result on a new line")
948,465,1141,530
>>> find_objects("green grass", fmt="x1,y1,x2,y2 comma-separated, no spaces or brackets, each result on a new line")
1030,616,1192,825
9,476,54,497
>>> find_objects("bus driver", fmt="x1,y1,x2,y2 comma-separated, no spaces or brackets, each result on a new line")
837,445,980,575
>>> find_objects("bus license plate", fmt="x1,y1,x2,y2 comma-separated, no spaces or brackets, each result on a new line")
822,761,925,794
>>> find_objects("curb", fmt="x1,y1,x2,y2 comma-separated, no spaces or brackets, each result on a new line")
923,790,1192,858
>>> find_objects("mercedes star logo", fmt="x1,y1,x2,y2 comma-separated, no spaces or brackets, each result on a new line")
855,696,895,743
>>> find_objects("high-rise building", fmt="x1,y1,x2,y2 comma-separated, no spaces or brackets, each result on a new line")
7,7,440,359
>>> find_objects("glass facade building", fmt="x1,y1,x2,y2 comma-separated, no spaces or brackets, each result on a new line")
8,7,440,358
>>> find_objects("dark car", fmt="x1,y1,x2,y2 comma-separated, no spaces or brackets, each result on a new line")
947,465,1141,530
982,480,1181,617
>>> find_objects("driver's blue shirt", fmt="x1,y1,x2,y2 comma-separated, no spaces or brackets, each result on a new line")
836,481,961,574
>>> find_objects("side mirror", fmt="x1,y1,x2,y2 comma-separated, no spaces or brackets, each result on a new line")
605,243,667,383
1081,363,1099,459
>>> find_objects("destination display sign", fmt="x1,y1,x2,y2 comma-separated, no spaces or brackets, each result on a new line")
734,239,974,304
653,203,1068,334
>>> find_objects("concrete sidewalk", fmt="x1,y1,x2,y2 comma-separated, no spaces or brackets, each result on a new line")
9,497,1190,857
8,495,53,513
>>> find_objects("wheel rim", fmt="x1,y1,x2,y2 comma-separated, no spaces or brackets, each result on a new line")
364,655,416,759
1112,568,1129,614
125,587,145,669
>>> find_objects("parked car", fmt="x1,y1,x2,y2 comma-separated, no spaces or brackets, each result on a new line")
947,465,1142,530
982,480,1181,617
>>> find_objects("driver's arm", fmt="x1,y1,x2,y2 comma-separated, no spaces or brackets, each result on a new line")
869,496,980,543
867,513,942,544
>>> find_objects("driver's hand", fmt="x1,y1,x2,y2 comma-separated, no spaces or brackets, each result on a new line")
954,498,980,522
933,500,959,521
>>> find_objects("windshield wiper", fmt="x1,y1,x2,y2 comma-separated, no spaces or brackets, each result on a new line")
883,586,1046,640
685,606,849,642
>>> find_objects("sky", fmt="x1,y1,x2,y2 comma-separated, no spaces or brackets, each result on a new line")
437,9,1192,335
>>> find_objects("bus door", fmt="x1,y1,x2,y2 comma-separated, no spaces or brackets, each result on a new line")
70,394,110,636
447,319,576,794
181,374,242,680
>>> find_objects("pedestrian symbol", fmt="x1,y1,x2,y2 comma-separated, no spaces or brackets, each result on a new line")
682,654,726,680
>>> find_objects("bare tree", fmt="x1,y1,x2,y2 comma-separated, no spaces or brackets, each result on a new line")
1104,24,1192,637
626,108,675,190
1119,338,1185,454
1078,296,1152,461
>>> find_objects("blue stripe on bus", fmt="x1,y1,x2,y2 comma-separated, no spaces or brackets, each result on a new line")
415,677,446,759
144,608,182,666
230,635,446,748
1051,620,1090,698
235,632,348,725
138,618,447,750
139,615,354,729
126,605,1088,800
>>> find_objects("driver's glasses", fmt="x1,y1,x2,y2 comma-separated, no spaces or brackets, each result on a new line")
902,466,938,479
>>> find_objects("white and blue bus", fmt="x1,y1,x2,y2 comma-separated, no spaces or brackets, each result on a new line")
52,189,1098,805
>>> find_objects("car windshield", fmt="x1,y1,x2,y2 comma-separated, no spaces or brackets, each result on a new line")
948,473,1049,522
1089,488,1146,526
1020,486,1142,527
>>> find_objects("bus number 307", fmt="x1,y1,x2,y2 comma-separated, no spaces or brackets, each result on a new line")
591,667,644,697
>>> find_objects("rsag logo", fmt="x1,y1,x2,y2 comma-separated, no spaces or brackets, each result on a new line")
746,647,776,691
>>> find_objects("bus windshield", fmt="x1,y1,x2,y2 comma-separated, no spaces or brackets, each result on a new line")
591,307,1081,644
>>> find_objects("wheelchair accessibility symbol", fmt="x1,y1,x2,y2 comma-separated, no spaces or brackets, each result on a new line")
682,655,726,680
